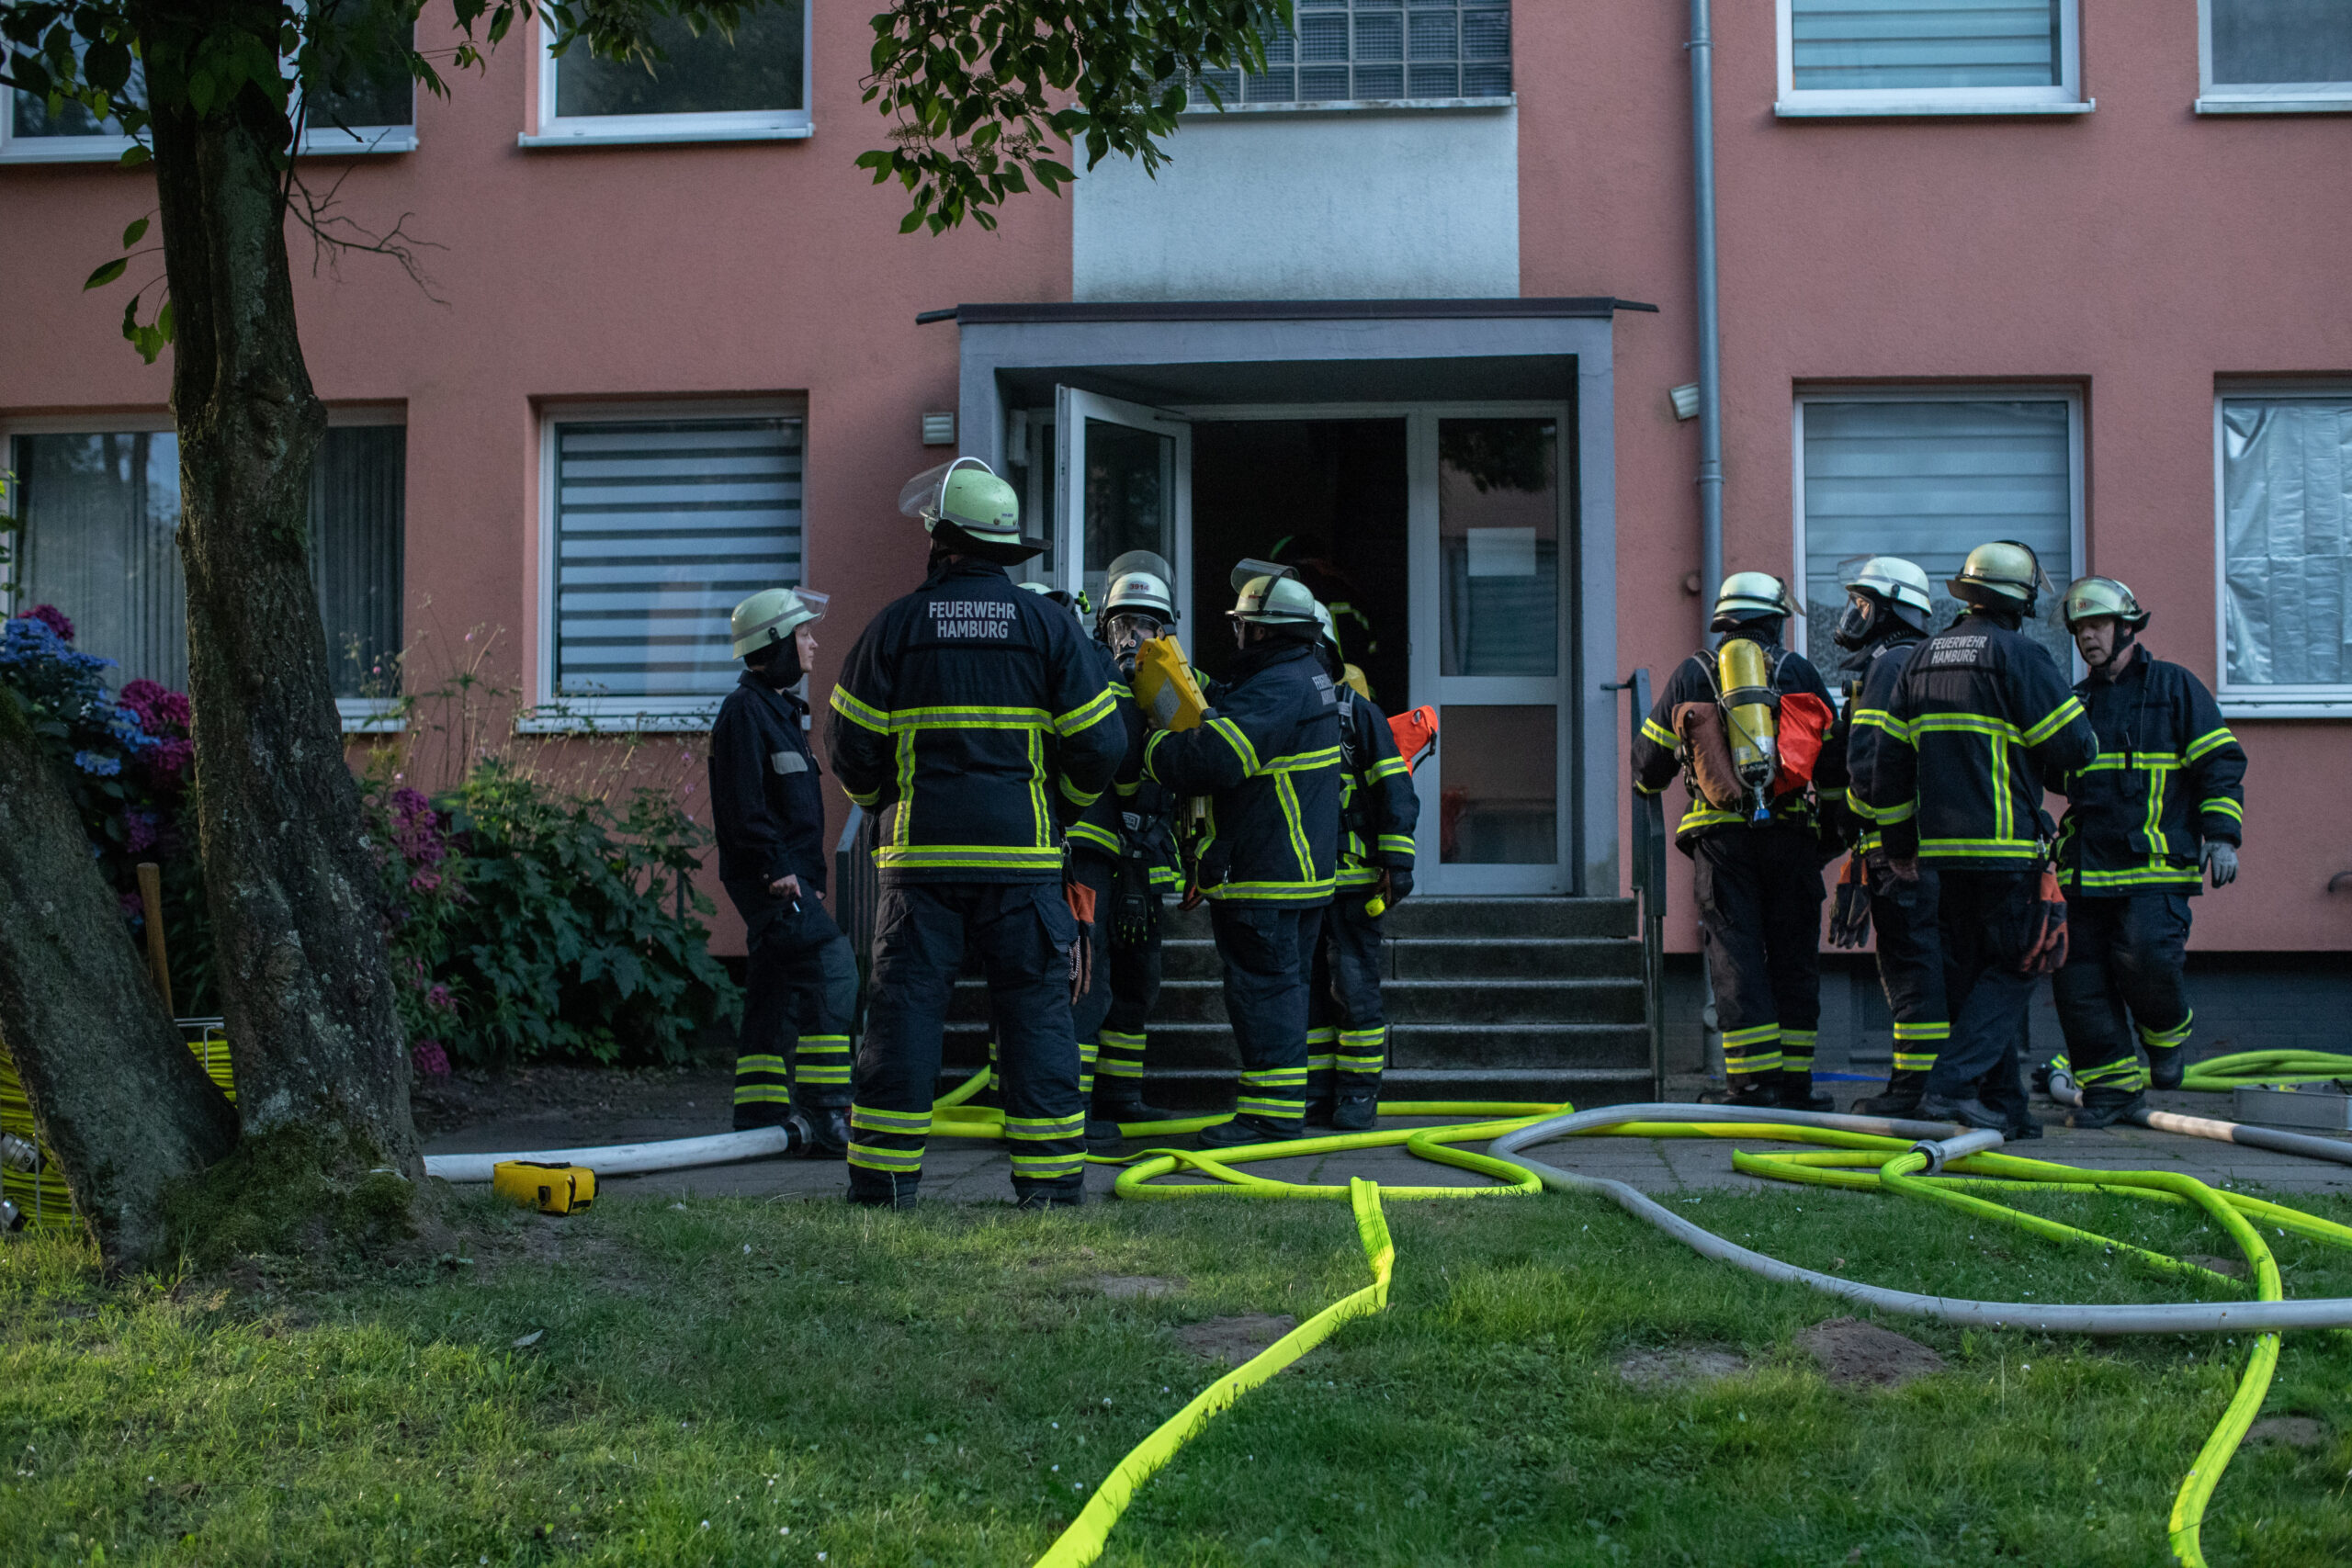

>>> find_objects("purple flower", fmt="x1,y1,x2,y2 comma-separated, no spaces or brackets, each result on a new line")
23,604,74,642
408,865,443,894
424,983,455,1012
119,890,147,924
146,738,195,780
125,809,159,853
118,679,191,736
411,1039,452,1078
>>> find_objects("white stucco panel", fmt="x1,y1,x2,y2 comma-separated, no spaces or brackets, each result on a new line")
1072,107,1520,302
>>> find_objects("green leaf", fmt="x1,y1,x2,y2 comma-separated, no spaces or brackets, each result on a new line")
83,256,127,290
118,141,150,168
83,37,130,94
121,216,148,249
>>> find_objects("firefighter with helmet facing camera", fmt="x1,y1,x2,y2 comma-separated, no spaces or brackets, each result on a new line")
2049,575,2246,1129
1821,555,1947,1117
1631,572,1838,1111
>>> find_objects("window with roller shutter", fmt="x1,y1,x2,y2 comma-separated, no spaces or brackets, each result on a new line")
1775,0,2088,117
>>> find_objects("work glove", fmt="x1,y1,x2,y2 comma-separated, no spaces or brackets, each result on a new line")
1827,854,1871,949
2202,840,2239,888
2018,863,2069,977
1381,866,1413,909
1885,855,1920,884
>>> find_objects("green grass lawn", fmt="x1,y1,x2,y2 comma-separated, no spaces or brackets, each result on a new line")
4,1173,2350,1567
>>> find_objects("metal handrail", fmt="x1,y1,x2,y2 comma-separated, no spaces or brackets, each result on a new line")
1611,670,1670,1099
833,803,881,1039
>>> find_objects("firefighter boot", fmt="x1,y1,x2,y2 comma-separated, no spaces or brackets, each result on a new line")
847,1172,920,1210
1330,1094,1378,1133
2148,1045,2186,1092
804,1106,850,1161
1088,1084,1183,1149
1697,1077,1783,1110
1854,1070,1928,1117
2067,1086,2146,1131
1777,1069,1836,1113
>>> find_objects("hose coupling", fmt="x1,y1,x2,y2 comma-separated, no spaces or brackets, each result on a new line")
0,1196,20,1233
1909,1127,2006,1173
0,1133,40,1173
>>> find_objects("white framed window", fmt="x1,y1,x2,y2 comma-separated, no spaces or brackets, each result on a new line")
296,40,418,155
1792,389,2085,675
1188,0,1512,111
2,412,406,729
2198,0,2352,115
2213,388,2352,716
1775,0,2090,118
0,45,141,164
532,404,805,731
523,4,810,148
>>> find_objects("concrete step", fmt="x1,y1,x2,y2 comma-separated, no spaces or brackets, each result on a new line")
942,1019,1650,1072
950,975,1644,1027
1159,896,1636,942
926,1064,1653,1112
1150,935,1643,982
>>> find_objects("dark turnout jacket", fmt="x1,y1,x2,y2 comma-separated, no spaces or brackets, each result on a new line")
2054,647,2246,897
826,557,1125,884
1337,689,1418,889
709,672,829,894
1144,638,1341,907
1861,613,2099,869
1630,632,1836,848
1825,629,1928,857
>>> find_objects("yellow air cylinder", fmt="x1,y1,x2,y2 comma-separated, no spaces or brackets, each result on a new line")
1715,637,1780,816
1131,635,1208,731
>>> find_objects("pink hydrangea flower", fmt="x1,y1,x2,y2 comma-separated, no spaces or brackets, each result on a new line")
24,604,74,641
411,1039,452,1078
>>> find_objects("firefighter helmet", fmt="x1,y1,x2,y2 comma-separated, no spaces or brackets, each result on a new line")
729,586,829,660
1229,573,1320,626
899,457,1027,556
1950,540,2050,610
2062,575,2151,631
1711,571,1794,632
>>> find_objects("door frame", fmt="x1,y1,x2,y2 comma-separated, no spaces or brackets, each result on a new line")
1161,400,1576,896
1049,388,1194,619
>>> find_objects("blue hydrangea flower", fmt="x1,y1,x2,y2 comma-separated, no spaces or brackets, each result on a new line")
73,750,123,777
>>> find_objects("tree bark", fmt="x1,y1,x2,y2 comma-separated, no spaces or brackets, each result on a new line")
0,692,240,1272
138,14,423,1179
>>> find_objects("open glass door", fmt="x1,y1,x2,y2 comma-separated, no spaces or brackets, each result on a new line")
1052,388,1191,615
1409,412,1572,895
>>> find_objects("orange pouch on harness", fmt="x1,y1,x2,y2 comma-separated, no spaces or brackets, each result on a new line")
1772,692,1836,792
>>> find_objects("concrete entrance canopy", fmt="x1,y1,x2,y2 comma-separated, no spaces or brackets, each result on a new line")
941,297,1653,898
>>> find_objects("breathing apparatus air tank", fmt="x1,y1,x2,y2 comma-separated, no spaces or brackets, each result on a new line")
1715,637,1780,822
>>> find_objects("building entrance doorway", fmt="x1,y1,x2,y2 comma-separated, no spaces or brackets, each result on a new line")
1020,394,1575,895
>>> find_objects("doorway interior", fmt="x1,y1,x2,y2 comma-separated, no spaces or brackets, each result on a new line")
1008,397,1575,894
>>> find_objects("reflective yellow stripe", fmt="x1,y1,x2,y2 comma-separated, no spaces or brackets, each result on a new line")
851,1106,933,1134
2077,753,2183,773
1852,708,1909,740
1641,716,1676,749
874,846,1066,871
2075,865,2199,888
2022,696,2086,746
1205,878,1338,900
2185,726,2237,761
1892,1052,1939,1072
1207,716,1259,774
1376,834,1416,854
736,1054,789,1073
1918,837,2041,857
848,1145,923,1171
2145,763,2168,859
734,1086,795,1104
829,684,891,732
1892,1021,1950,1041
1874,798,1916,824
1721,1024,1781,1048
1058,774,1102,807
843,785,883,807
1914,714,2021,740
1365,755,1410,783
2138,1010,2194,1049
2200,797,2243,822
1055,683,1120,737
1067,820,1120,854
1260,746,1340,775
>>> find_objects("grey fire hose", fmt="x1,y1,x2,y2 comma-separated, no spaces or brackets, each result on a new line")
1488,1102,2352,1333
2044,1065,2352,1168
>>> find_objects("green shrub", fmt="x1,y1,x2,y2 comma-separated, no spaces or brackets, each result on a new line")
369,759,741,1069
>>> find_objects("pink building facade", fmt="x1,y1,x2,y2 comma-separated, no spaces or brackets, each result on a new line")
5,0,2349,968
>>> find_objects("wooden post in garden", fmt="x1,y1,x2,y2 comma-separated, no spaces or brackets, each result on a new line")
137,862,175,1018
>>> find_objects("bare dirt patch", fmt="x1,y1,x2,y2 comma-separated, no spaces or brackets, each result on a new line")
1095,1275,1182,1301
413,1064,734,1140
1798,1317,1945,1390
2245,1416,2326,1449
1615,1347,1749,1389
2181,1254,2248,1280
1174,1314,1297,1366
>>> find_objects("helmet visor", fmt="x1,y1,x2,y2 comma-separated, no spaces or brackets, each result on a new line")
899,457,997,521
1104,611,1164,656
792,588,830,626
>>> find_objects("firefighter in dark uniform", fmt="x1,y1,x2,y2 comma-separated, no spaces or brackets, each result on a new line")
2051,576,2247,1128
1076,555,1185,1141
710,586,855,1156
1143,568,1341,1148
1820,557,1945,1117
1632,573,1837,1111
826,459,1125,1208
1865,541,2099,1134
1305,601,1418,1131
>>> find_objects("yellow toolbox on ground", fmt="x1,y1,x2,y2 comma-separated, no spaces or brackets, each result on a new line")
492,1161,597,1214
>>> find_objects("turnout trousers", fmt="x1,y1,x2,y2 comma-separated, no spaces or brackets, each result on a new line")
726,884,859,1126
2053,894,2194,1095
852,882,1086,1202
1306,891,1388,1109
1209,901,1324,1134
1691,829,1824,1083
1926,869,2040,1111
1067,854,1116,1100
1865,851,1950,1078
1064,855,1166,1101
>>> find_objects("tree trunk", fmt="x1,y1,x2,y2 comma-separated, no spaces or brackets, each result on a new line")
0,692,241,1272
139,28,423,1180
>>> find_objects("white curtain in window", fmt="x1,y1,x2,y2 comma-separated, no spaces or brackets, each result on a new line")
15,431,185,688
1791,0,2063,91
311,425,406,698
1802,400,2074,671
2221,398,2352,688
552,418,803,705
2210,0,2352,87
